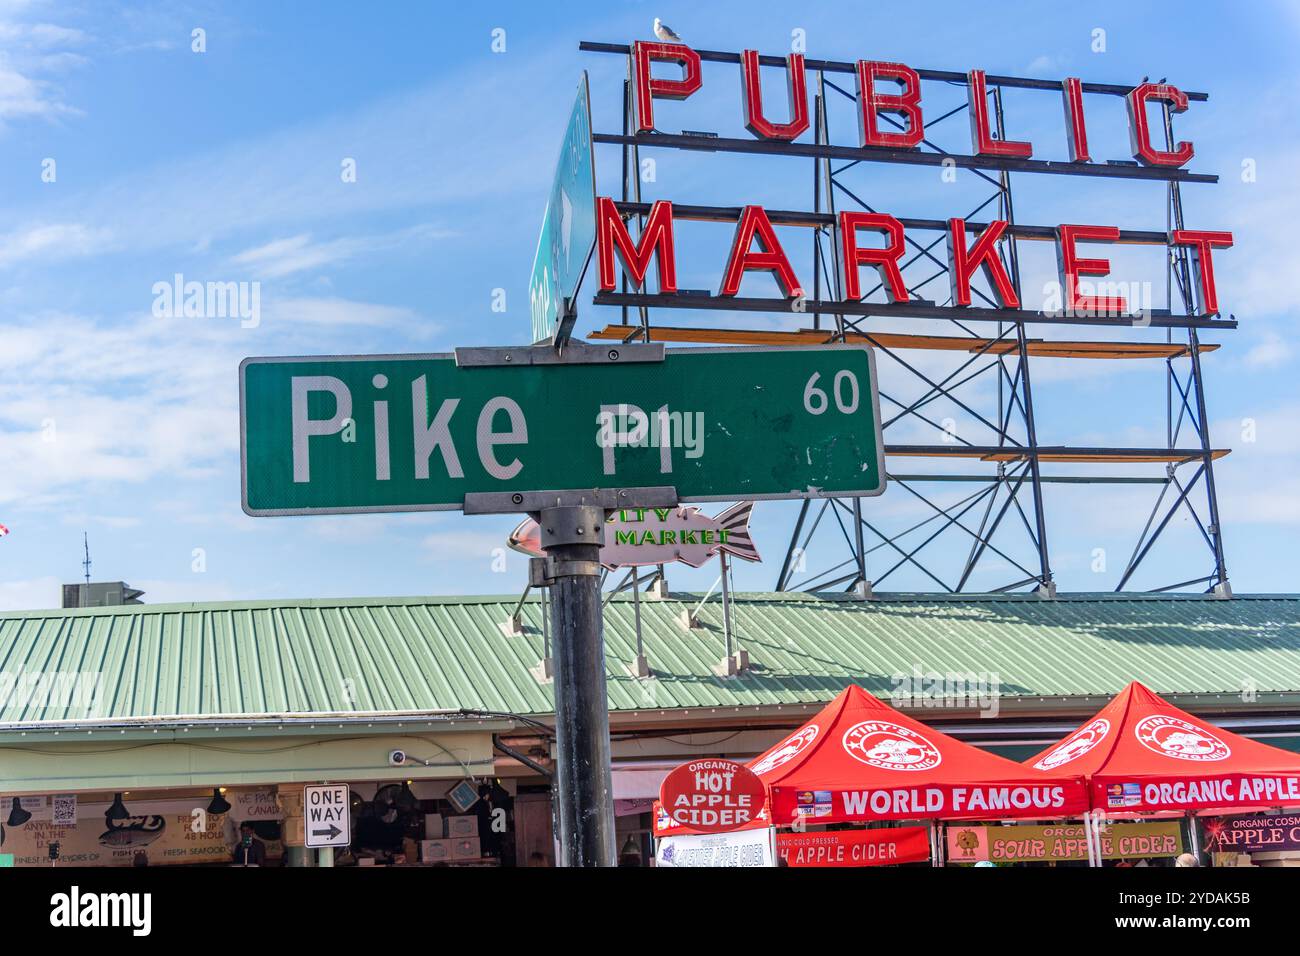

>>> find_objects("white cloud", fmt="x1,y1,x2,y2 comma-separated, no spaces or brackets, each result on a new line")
0,575,61,612
230,224,453,279
421,529,511,563
129,577,242,605
0,47,566,262
0,222,113,266
266,296,430,330
1242,332,1292,368
58,512,141,529
0,22,88,47
0,295,436,508
1025,55,1060,75
0,13,89,122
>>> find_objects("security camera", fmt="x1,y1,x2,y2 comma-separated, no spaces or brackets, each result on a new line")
388,749,407,767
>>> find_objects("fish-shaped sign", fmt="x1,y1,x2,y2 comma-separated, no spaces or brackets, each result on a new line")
99,816,166,848
509,502,760,570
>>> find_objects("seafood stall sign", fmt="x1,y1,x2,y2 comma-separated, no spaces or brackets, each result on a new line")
508,502,760,569
0,811,231,866
659,758,767,833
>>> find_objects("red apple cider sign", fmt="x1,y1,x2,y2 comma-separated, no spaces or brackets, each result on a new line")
659,759,767,833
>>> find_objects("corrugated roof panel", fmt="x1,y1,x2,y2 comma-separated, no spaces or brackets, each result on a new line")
0,593,1298,725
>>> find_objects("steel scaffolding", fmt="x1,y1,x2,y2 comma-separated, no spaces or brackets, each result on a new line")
579,43,1233,597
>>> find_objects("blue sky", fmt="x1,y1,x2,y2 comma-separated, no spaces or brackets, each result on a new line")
0,0,1297,610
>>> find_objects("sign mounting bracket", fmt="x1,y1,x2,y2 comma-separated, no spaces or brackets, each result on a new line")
463,485,678,516
454,341,663,368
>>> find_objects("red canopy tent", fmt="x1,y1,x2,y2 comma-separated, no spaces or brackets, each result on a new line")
1026,680,1300,815
747,685,1088,824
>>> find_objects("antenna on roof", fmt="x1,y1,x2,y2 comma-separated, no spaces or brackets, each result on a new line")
82,532,92,585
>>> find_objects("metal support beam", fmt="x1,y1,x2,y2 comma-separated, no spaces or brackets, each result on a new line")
543,504,616,867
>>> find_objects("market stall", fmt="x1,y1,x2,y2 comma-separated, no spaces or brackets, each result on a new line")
748,685,1089,826
1025,680,1300,866
648,684,1085,866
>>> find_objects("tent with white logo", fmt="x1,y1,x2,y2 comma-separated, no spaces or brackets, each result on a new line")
746,684,1088,825
1026,680,1300,816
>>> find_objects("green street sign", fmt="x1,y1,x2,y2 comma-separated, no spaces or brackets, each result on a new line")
240,345,885,516
528,73,596,346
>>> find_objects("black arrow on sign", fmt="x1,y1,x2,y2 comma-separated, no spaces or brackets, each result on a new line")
312,825,342,840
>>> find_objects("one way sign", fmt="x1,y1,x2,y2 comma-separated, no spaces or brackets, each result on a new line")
304,784,351,848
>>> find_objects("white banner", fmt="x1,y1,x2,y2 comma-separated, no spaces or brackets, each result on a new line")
655,828,776,868
233,789,284,821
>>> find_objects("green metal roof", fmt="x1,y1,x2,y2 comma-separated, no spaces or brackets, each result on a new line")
2,592,1299,729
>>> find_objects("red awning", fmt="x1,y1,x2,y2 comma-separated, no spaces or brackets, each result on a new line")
747,685,1088,824
1025,680,1300,814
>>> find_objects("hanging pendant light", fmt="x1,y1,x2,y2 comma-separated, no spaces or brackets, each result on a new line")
207,788,231,815
105,792,130,823
6,797,32,827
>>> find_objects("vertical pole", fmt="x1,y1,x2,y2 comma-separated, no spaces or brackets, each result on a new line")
619,75,630,329
993,85,1052,593
815,70,868,595
1163,103,1229,594
811,82,823,332
1187,812,1201,862
543,504,616,867
541,586,550,661
720,552,734,661
777,499,810,591
852,499,868,598
630,564,649,676
1083,813,1097,868
817,70,846,341
631,564,642,657
317,847,334,868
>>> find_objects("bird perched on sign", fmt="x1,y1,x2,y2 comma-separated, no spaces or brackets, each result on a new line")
653,18,682,42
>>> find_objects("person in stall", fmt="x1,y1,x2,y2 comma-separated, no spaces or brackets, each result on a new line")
232,821,267,866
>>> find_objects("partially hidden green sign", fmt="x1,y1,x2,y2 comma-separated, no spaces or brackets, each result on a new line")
240,345,885,516
528,73,596,345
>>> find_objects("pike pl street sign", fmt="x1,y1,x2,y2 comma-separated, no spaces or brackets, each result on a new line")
240,345,885,516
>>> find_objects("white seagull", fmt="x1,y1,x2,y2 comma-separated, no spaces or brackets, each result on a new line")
653,18,682,42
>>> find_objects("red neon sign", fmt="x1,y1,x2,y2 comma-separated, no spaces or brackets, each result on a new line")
593,202,1231,317
596,197,677,293
625,39,1200,167
856,61,924,149
595,41,1231,323
967,69,1033,158
1056,224,1128,316
632,40,701,133
947,218,1020,308
840,212,908,303
1062,77,1090,163
1171,230,1234,315
720,205,803,298
740,50,809,141
1127,82,1194,167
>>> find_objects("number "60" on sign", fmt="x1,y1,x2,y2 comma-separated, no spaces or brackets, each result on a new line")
803,370,860,415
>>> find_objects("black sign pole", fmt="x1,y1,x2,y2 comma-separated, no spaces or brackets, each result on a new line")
540,503,615,867
457,342,676,867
